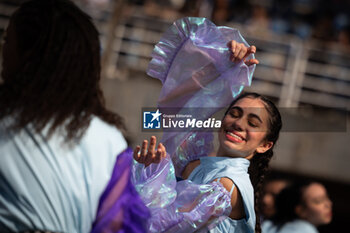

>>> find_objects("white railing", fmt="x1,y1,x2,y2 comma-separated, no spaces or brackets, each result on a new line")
103,6,350,111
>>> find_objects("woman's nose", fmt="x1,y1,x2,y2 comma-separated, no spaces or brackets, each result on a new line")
233,117,245,131
328,199,333,208
325,198,332,209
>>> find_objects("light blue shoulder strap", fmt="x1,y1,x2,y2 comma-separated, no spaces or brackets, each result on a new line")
229,182,236,196
217,177,236,196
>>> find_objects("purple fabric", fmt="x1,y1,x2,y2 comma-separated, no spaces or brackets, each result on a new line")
172,132,214,177
132,154,232,233
146,17,255,175
132,152,177,210
91,148,150,233
131,17,257,232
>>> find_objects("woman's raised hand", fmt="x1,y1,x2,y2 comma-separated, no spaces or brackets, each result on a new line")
227,40,259,66
133,136,166,167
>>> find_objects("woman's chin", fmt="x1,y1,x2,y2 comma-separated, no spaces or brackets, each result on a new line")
220,143,248,158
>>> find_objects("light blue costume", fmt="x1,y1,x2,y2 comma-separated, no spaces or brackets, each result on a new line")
262,219,319,233
0,116,127,232
188,156,255,233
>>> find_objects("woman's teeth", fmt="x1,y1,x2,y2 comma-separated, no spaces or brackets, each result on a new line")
227,131,244,141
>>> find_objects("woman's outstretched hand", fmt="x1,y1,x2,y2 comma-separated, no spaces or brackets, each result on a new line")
133,136,166,167
227,40,259,66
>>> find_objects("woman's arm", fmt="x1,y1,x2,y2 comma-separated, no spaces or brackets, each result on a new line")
181,160,200,179
158,40,259,105
215,177,245,220
133,137,236,232
179,41,258,179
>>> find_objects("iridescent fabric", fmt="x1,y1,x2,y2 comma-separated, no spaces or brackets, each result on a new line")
132,17,257,232
91,148,150,233
132,154,231,233
172,131,214,177
147,17,255,175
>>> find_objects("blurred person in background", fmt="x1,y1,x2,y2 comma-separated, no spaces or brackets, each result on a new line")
245,4,270,36
0,0,149,232
260,177,290,220
262,181,332,233
337,25,350,48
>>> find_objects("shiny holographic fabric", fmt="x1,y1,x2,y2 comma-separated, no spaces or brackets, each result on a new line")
132,152,177,210
147,17,255,175
173,132,214,177
132,153,231,233
132,17,257,232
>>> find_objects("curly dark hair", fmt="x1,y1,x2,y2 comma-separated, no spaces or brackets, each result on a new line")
0,0,125,142
224,92,282,233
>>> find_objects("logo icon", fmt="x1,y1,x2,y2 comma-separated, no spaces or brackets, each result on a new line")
143,109,162,129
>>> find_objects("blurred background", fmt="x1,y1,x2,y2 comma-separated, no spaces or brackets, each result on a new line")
0,0,349,232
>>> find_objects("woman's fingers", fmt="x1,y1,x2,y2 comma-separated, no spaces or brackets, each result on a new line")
140,140,148,163
236,45,247,62
159,143,166,158
248,45,256,54
133,146,141,161
231,43,247,62
146,136,156,164
154,144,162,163
134,136,167,165
242,45,256,61
154,143,166,163
141,140,148,155
148,136,156,154
233,42,243,58
228,40,241,61
227,40,237,53
245,58,259,66
228,40,258,65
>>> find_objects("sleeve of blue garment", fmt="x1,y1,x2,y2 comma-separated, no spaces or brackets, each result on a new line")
132,153,232,233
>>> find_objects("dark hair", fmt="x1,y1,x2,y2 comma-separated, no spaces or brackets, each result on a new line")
0,0,125,142
225,92,282,233
271,180,314,228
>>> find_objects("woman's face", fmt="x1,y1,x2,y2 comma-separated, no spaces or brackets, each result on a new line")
217,97,273,159
298,183,333,226
262,180,288,218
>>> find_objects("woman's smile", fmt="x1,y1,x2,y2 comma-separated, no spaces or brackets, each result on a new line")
225,130,246,143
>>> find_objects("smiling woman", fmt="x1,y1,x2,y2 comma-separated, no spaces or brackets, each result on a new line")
134,92,282,233
184,92,282,232
129,16,281,233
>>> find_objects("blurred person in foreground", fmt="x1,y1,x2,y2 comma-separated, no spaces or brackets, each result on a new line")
262,181,332,233
0,0,149,232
